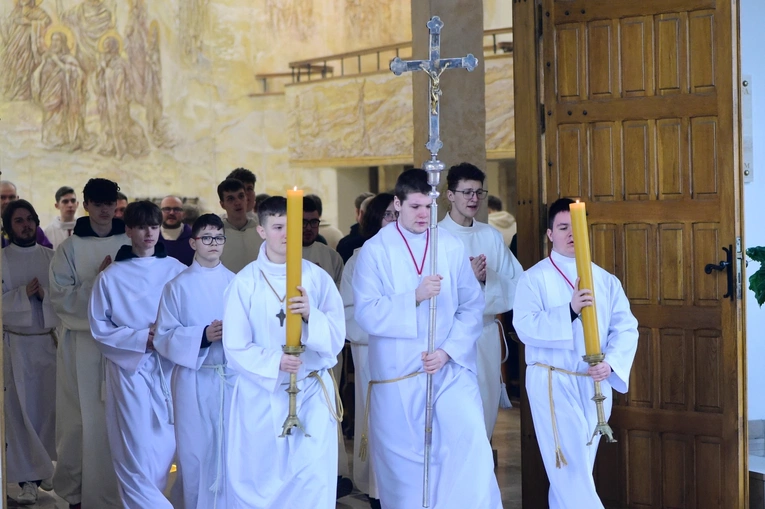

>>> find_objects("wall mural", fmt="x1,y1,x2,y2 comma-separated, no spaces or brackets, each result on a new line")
1,0,172,158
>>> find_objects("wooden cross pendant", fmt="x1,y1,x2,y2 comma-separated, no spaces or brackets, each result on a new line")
276,308,286,327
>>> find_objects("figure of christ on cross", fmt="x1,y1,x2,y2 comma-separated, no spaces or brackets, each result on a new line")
390,15,478,157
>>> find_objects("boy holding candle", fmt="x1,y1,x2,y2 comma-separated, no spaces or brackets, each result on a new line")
222,196,345,509
512,198,639,508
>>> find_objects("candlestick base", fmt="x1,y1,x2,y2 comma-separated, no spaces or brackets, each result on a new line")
279,345,310,438
582,353,617,445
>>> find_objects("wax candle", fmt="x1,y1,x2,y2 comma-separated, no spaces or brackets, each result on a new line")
286,188,303,347
569,201,601,356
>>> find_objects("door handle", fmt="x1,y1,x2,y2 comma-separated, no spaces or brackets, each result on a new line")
704,245,734,301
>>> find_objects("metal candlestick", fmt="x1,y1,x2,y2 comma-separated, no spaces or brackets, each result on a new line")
583,353,616,445
279,344,310,437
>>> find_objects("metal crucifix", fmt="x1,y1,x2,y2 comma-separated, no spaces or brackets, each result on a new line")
390,16,478,161
389,15,478,509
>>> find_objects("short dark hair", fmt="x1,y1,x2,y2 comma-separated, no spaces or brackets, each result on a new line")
117,191,128,201
360,193,394,239
395,168,431,202
256,193,271,204
182,203,200,226
83,178,119,204
191,213,225,237
303,196,319,214
488,195,502,211
2,199,40,240
55,186,76,202
305,194,323,216
446,162,485,191
355,192,375,210
226,168,256,186
257,196,287,225
217,178,245,201
123,200,162,228
547,198,575,229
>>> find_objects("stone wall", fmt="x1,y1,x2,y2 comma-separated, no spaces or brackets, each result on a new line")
287,54,514,166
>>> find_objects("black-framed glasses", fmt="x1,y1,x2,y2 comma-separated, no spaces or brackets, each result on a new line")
454,188,488,199
303,219,320,228
383,210,398,220
161,207,183,213
194,235,226,245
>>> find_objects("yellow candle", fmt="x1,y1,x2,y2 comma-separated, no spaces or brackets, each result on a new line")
286,188,303,347
569,201,601,356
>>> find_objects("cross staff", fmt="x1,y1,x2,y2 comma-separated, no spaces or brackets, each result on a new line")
390,16,478,158
389,15,478,509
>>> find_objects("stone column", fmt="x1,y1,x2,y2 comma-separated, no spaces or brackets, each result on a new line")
411,0,487,221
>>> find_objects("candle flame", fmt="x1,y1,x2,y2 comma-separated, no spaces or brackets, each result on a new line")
293,186,297,191
576,199,580,203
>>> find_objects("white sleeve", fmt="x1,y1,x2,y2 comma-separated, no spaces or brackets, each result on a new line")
89,272,150,373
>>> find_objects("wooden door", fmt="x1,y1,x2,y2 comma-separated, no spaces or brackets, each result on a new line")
516,0,746,507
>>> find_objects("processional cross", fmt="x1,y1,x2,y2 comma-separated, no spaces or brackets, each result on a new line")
389,15,478,509
390,16,478,162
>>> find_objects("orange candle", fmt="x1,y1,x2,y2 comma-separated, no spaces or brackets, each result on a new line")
286,188,303,347
569,201,601,356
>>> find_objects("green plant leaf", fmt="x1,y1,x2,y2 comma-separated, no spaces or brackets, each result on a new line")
747,246,765,263
750,265,765,307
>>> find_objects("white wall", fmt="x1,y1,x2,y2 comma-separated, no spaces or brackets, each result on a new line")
742,0,765,420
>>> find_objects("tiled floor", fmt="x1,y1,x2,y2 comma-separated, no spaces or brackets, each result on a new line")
6,408,522,508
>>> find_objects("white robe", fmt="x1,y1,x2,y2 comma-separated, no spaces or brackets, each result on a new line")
353,222,502,509
340,248,378,497
89,252,186,509
44,217,77,250
49,231,127,508
303,239,349,477
512,250,638,509
2,243,58,483
220,218,263,273
439,213,523,438
154,260,236,509
223,244,345,509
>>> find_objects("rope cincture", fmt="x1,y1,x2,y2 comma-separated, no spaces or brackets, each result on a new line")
308,368,344,423
359,371,424,461
280,368,345,423
155,351,174,425
4,327,58,347
533,363,589,469
200,362,235,507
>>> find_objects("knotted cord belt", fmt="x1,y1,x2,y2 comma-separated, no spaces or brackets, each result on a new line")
4,327,58,347
281,369,344,423
533,363,589,468
359,370,424,461
154,351,174,425
200,363,235,506
308,368,344,423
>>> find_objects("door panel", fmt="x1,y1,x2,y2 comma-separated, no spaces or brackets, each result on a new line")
538,0,745,507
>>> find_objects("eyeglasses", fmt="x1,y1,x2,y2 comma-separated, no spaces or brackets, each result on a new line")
303,219,320,228
383,211,398,220
194,235,226,245
161,207,183,213
454,188,488,199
